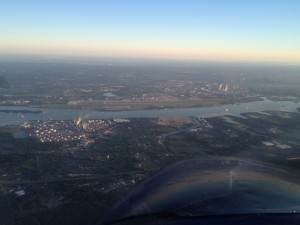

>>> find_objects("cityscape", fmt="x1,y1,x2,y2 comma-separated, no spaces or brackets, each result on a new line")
1,0,300,224
1,61,299,112
0,61,300,225
1,107,300,224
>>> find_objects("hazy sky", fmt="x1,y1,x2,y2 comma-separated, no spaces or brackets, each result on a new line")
1,0,299,62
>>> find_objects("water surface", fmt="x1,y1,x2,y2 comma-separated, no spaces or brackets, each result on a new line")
0,98,299,126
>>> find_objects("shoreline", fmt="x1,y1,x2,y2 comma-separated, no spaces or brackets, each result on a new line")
1,97,300,126
0,96,263,112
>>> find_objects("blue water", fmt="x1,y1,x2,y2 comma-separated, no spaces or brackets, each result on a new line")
0,98,299,126
103,92,117,97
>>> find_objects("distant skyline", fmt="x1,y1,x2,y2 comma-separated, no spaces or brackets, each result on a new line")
1,0,299,63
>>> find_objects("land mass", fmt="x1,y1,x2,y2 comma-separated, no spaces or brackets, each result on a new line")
1,61,299,111
0,110,300,225
0,109,43,114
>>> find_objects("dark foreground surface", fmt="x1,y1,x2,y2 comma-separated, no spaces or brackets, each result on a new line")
0,110,300,225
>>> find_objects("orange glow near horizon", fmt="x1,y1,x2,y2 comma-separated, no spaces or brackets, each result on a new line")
1,42,299,63
1,1,299,64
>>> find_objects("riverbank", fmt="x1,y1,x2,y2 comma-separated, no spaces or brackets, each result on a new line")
1,98,300,126
0,96,263,112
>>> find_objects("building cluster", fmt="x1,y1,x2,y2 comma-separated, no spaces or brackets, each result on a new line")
262,140,292,149
26,118,129,147
189,118,214,133
197,118,214,129
0,99,31,105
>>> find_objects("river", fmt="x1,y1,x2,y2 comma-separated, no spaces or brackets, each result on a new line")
0,98,299,126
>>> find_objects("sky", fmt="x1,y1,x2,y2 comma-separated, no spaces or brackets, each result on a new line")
0,0,300,62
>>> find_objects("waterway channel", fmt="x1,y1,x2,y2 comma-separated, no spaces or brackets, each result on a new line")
0,98,299,126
